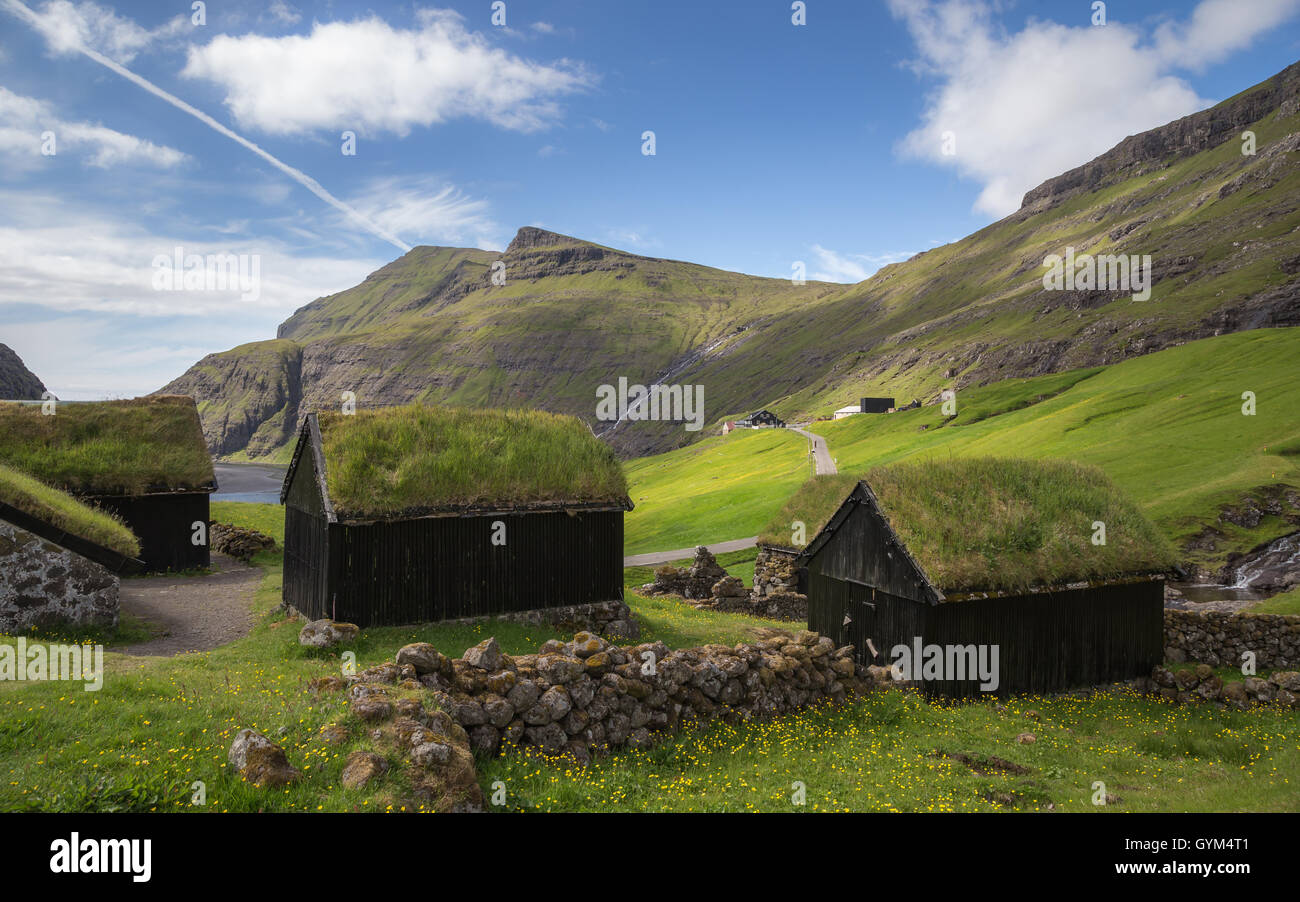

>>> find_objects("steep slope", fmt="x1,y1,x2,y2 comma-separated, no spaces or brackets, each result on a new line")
163,229,839,458
0,343,46,400
163,61,1300,461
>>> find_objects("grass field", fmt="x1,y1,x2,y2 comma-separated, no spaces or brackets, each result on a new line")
2,502,1296,813
634,329,1300,572
624,427,810,553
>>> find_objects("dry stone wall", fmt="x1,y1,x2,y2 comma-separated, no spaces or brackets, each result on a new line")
1164,610,1300,669
389,627,863,764
0,520,119,633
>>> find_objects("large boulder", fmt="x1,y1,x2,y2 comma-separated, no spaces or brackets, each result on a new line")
228,729,300,787
299,619,360,649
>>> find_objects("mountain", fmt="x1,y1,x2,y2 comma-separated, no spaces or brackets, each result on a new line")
163,61,1300,461
0,344,46,400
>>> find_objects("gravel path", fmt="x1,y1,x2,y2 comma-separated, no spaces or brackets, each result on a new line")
117,553,260,656
624,536,758,568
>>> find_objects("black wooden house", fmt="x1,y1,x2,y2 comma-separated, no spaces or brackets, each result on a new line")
736,409,786,428
281,406,633,627
0,396,215,572
800,459,1173,697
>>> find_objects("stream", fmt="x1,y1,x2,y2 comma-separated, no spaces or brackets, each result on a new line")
1168,531,1300,611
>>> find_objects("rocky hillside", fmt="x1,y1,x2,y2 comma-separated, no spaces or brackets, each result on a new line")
162,60,1300,461
0,344,46,400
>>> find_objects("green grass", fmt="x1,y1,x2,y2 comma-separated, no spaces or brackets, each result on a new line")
639,329,1300,572
0,462,139,557
0,396,213,495
848,458,1177,594
319,404,629,520
624,428,810,553
1252,586,1300,615
210,501,284,545
757,473,860,548
478,688,1300,812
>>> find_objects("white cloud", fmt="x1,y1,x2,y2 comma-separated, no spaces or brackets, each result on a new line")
344,175,501,249
0,191,380,319
267,1,300,26
0,87,187,168
16,0,187,63
181,8,593,136
888,0,1300,218
810,245,915,283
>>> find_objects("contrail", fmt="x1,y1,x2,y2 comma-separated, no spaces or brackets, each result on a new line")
3,0,413,253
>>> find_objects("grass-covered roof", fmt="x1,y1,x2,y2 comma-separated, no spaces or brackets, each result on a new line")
0,396,214,496
315,404,630,520
757,473,859,549
796,458,1178,595
0,462,140,558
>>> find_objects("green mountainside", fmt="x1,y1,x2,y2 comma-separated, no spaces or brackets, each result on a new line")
162,61,1300,461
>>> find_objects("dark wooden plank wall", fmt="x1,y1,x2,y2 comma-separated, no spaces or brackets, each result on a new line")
809,572,1164,697
327,510,624,627
282,450,330,619
808,499,931,603
85,492,210,573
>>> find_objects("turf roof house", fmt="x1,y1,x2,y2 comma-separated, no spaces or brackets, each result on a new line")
799,459,1176,697
0,462,143,634
0,396,215,573
281,405,633,627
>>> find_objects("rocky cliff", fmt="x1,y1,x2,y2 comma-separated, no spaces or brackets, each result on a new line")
0,344,46,400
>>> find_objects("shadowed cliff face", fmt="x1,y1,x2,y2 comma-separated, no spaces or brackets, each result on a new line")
160,61,1300,463
0,344,46,400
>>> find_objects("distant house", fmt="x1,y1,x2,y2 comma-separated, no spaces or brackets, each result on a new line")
799,458,1175,697
721,421,738,435
0,396,214,572
280,404,632,627
0,462,142,634
859,397,895,414
833,404,861,419
735,409,786,429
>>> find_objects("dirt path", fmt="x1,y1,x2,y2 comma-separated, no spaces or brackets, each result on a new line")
117,553,260,656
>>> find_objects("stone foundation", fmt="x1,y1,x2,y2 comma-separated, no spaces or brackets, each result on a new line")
1164,610,1300,669
0,520,119,633
1128,664,1300,709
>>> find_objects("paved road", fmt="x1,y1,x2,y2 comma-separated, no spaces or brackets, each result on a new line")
623,427,837,566
624,536,758,568
790,427,837,475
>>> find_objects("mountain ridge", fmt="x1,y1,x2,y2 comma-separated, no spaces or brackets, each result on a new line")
161,59,1300,461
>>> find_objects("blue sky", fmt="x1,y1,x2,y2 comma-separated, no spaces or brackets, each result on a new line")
1,0,1297,398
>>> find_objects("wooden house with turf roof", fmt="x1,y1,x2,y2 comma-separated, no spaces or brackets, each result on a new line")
0,461,144,633
280,404,633,627
799,458,1178,697
0,396,215,572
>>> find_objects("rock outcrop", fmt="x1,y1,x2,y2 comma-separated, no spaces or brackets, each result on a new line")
0,344,46,400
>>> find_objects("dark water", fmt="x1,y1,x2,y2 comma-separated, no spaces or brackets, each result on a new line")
212,462,286,505
1169,531,1300,607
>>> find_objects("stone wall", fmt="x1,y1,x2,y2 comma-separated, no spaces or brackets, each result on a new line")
443,599,640,640
1131,664,1300,709
0,520,119,633
644,546,727,599
753,545,802,597
376,627,863,764
1164,610,1300,669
